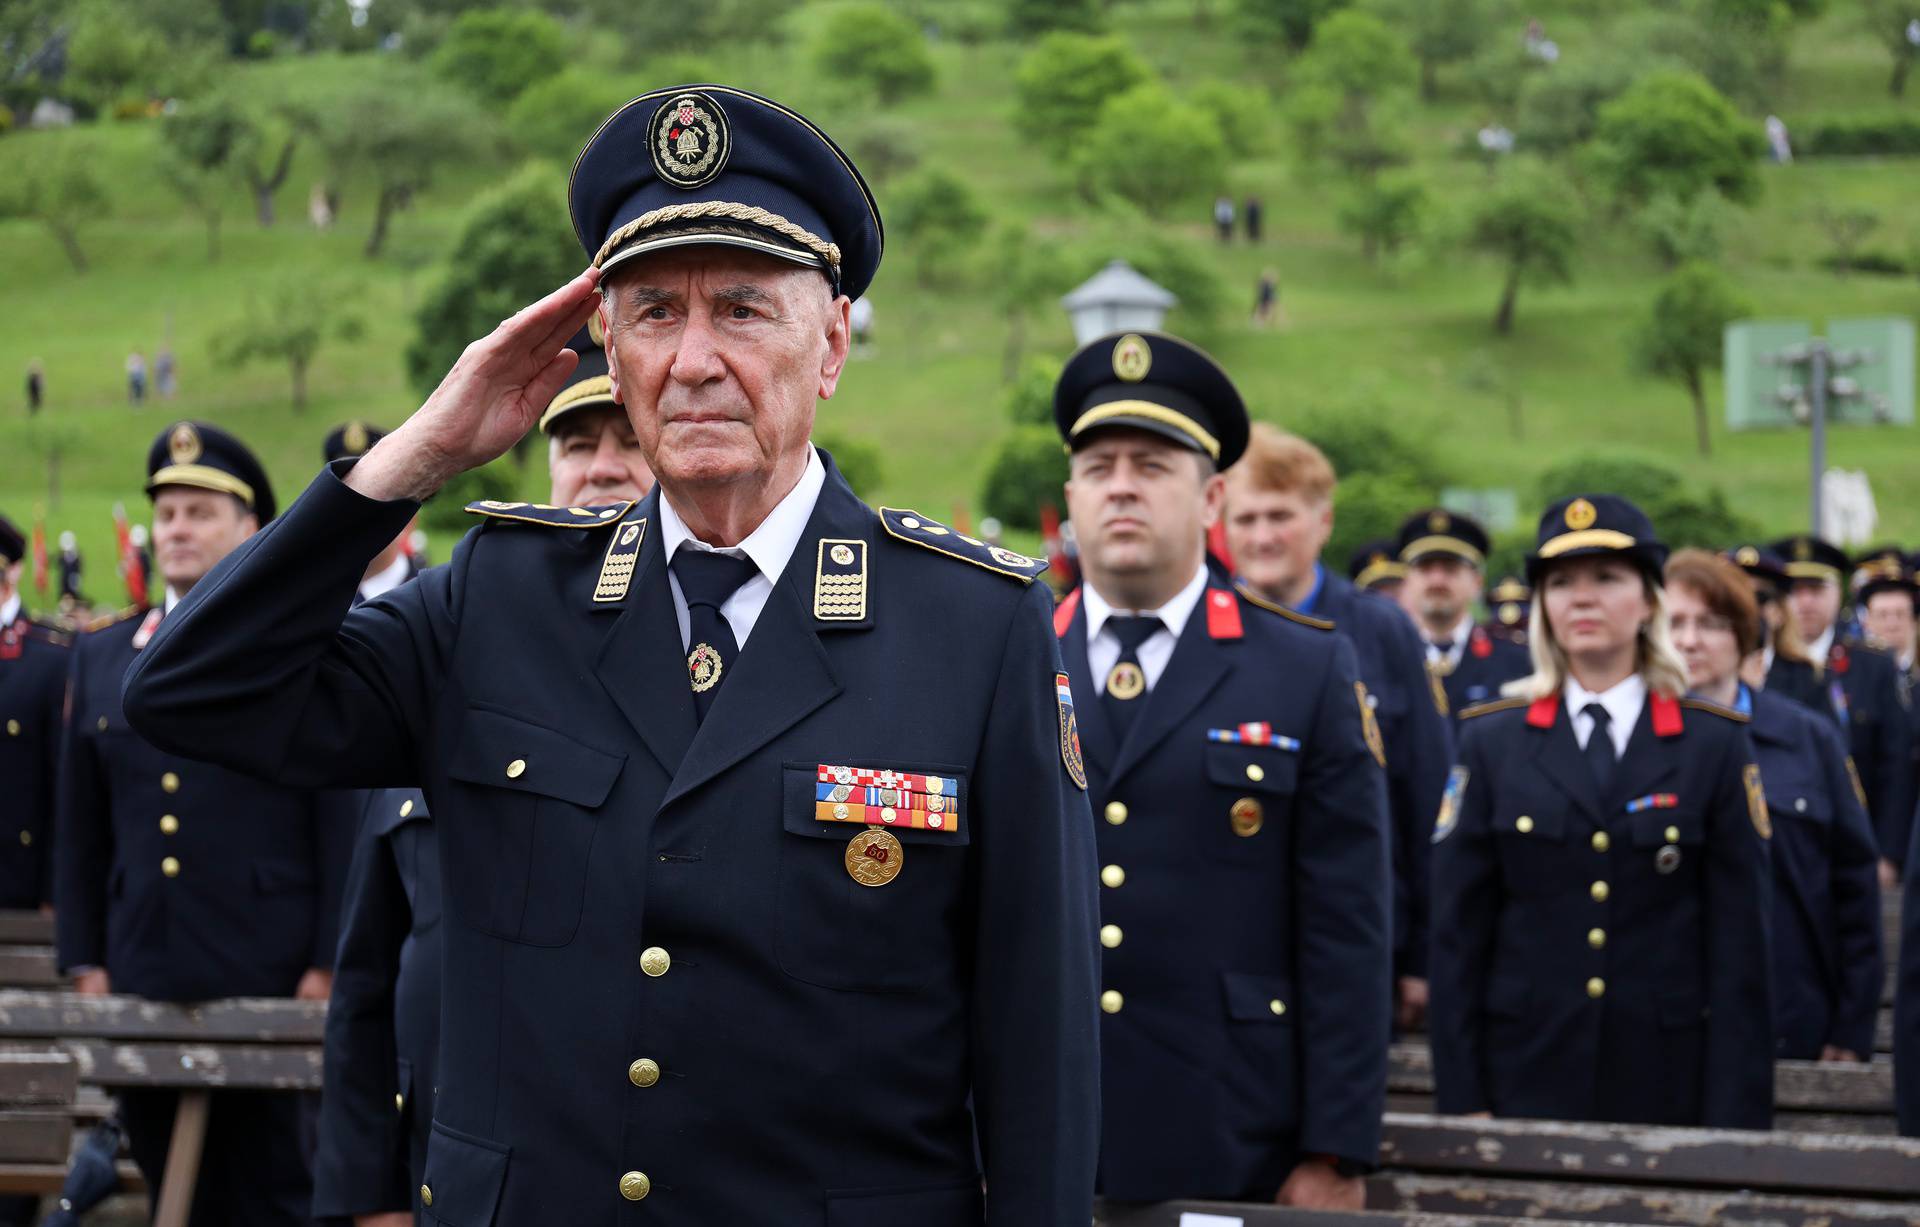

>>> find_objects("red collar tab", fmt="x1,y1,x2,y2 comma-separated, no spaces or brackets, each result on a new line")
1053,588,1081,639
1831,643,1850,674
1651,691,1684,737
1470,628,1493,659
1525,696,1558,728
0,621,20,662
1205,588,1243,640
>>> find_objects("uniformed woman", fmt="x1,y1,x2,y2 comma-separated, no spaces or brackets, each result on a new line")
1666,549,1880,1064
1429,495,1774,1128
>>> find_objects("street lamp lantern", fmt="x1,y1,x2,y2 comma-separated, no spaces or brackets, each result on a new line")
1060,260,1177,345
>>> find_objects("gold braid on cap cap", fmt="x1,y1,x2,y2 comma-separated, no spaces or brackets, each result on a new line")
594,202,842,271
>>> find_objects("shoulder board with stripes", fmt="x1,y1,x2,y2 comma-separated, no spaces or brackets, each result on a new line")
1460,696,1529,720
1233,581,1334,631
1679,697,1750,723
879,508,1048,583
464,499,634,528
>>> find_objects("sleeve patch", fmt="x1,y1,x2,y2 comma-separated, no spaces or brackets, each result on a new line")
1056,672,1087,790
1744,763,1771,840
1357,681,1387,769
1433,766,1468,843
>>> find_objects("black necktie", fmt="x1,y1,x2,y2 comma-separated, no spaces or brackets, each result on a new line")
671,550,760,723
1582,702,1616,796
1102,615,1163,745
1432,639,1455,656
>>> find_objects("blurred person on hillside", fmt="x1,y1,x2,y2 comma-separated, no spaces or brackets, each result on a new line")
1244,195,1263,243
1771,535,1911,891
55,421,353,1226
1253,268,1281,327
125,352,146,405
1224,425,1451,1033
25,360,43,414
155,344,177,400
56,533,81,603
1214,194,1235,242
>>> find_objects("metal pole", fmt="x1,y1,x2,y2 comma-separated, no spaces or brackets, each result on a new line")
1809,340,1828,538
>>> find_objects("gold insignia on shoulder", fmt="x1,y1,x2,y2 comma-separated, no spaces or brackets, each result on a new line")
1564,498,1597,531
880,508,1048,583
1845,756,1868,811
814,538,867,622
168,422,201,465
594,517,647,604
1357,681,1386,768
989,545,1036,568
845,828,903,887
1429,669,1449,717
650,92,730,190
1112,333,1152,382
1433,765,1468,842
1427,510,1450,533
1735,545,1759,567
1460,695,1526,719
1234,581,1335,631
1743,763,1771,840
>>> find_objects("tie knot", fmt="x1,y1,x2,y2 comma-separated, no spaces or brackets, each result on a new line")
1432,639,1455,655
1583,701,1611,728
671,549,759,611
1108,615,1164,654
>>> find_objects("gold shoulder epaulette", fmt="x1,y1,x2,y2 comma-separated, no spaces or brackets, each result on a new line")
83,606,144,633
1460,696,1528,720
1234,581,1334,631
879,508,1048,583
464,499,633,528
1680,697,1749,723
25,616,73,646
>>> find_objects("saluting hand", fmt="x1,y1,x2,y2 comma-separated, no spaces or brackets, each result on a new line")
346,268,604,504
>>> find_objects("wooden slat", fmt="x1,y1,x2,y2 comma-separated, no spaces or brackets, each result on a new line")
1371,1172,1920,1226
58,1040,320,1091
1386,1097,1896,1138
1096,1202,1629,1227
0,1159,142,1196
0,991,325,1044
0,913,55,945
0,1049,76,1106
0,1110,86,1165
0,949,64,989
1379,1112,1920,1197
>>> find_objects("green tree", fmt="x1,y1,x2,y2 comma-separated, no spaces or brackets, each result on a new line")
1286,10,1418,182
1585,72,1761,209
815,4,937,104
1007,0,1104,35
982,426,1070,532
1637,191,1729,268
814,431,884,496
1634,262,1749,457
1003,354,1063,425
1464,162,1581,335
1857,0,1920,96
157,150,225,261
1533,455,1754,548
1300,9,1418,100
1514,51,1645,156
1013,33,1152,157
1189,80,1270,157
406,163,579,399
62,3,166,111
165,90,303,227
1076,82,1229,217
988,223,1074,379
0,141,107,273
1336,174,1427,261
429,7,568,106
506,69,629,161
1364,0,1510,100
1234,0,1352,49
888,167,990,286
216,277,367,411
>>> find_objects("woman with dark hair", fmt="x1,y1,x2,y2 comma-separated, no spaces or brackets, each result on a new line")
1667,549,1880,1065
1429,496,1773,1128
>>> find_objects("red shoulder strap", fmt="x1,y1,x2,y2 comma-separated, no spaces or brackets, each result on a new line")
1525,696,1558,728
1053,588,1081,639
1650,691,1684,737
1205,588,1243,640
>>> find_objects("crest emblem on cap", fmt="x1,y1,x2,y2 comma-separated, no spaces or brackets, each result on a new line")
168,422,202,465
1427,510,1450,533
1112,334,1151,382
1794,539,1811,561
1564,498,1597,531
343,421,369,454
650,92,730,189
1735,545,1758,566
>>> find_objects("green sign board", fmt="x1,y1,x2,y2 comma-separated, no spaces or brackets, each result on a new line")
1723,317,1915,430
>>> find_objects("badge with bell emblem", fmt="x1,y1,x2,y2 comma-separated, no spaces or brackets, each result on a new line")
688,642,723,693
1106,661,1145,701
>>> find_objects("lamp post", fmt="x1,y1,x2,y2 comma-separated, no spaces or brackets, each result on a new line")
1060,260,1177,345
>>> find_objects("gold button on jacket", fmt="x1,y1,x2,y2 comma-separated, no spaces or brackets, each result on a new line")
619,1171,651,1200
639,947,671,977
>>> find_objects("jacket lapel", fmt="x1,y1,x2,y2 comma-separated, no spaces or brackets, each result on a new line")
1107,605,1231,789
1524,697,1605,825
1609,701,1679,816
592,490,698,777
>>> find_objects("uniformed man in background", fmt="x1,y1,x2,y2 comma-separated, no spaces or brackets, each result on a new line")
1486,576,1531,646
0,512,66,910
1221,424,1450,1033
55,421,355,1226
1347,538,1405,600
125,86,1098,1224
1398,509,1530,721
1053,331,1389,1207
313,324,657,1227
326,421,419,604
1770,535,1911,889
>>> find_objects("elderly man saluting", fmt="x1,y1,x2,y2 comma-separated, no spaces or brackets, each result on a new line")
125,85,1099,1226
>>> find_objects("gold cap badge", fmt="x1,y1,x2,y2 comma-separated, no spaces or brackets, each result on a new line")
1736,546,1758,566
1428,510,1450,533
1112,334,1151,382
1564,498,1597,531
343,421,369,454
1794,539,1812,561
650,92,730,189
168,422,201,465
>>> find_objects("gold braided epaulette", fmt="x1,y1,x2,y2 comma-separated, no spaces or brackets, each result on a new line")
1460,697,1528,720
464,500,634,528
1680,697,1750,723
879,508,1047,583
1234,582,1334,631
83,606,145,633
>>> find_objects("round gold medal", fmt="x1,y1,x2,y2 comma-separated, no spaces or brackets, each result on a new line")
1106,661,1146,701
688,643,723,693
845,829,904,887
1230,797,1264,837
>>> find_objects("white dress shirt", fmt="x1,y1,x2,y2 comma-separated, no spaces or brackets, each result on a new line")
357,553,414,603
1083,562,1209,696
1807,624,1837,662
658,446,825,651
1424,613,1476,671
0,594,18,627
1563,673,1646,757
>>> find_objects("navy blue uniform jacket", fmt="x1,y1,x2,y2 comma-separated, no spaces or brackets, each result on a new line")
1057,576,1390,1200
1773,640,1912,868
1896,805,1920,1135
1747,687,1881,1060
0,614,69,907
122,453,1101,1227
1430,691,1773,1128
313,786,441,1224
1435,627,1530,727
56,609,353,999
1315,574,1452,979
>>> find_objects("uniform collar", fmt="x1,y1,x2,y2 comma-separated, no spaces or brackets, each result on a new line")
1563,671,1646,734
1083,559,1209,647
1292,562,1328,616
1808,624,1836,662
0,593,17,627
164,586,181,615
658,445,825,588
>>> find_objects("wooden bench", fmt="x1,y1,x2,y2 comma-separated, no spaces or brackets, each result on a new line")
0,912,64,991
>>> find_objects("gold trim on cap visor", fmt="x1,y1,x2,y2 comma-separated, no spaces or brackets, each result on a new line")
1536,528,1637,559
539,375,618,433
593,201,841,271
1354,560,1407,589
1069,401,1221,459
1399,535,1485,566
147,464,255,507
1784,561,1842,583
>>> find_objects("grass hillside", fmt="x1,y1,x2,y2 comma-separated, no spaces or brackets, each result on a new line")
3,0,1919,613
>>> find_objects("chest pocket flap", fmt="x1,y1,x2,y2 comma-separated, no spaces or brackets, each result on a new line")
1205,742,1299,794
446,708,623,808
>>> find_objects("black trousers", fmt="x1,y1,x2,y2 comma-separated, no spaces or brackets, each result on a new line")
120,1089,316,1226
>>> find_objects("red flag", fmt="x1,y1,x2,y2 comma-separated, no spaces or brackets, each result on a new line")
112,504,145,605
951,501,971,536
29,517,46,594
1040,503,1062,569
